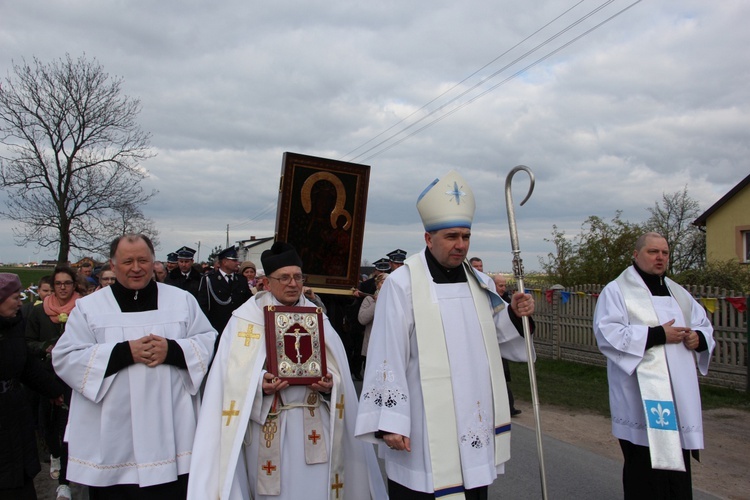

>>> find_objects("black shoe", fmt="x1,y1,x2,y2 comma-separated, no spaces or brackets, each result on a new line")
510,409,522,417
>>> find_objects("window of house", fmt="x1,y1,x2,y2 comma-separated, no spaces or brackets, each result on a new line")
744,230,750,263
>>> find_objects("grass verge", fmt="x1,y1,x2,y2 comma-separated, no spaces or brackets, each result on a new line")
508,358,750,416
0,266,52,289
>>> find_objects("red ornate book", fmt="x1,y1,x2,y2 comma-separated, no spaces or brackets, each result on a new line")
263,305,327,385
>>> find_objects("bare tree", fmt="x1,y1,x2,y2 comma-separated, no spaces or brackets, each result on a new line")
97,204,161,260
645,187,705,274
0,54,157,262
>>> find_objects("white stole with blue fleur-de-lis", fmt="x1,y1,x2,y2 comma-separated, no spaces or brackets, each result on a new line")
615,270,692,471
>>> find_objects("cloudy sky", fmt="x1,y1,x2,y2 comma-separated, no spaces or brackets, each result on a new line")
1,0,748,273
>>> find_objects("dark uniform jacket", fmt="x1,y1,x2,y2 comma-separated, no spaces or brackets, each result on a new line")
164,267,202,300
197,271,252,336
1,313,63,489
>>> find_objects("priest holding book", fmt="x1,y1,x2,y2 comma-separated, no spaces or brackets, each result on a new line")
188,242,385,499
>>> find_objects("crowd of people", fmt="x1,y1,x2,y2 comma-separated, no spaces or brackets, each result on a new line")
0,170,715,500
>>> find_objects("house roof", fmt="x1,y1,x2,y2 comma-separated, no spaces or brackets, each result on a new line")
237,236,274,249
693,173,750,226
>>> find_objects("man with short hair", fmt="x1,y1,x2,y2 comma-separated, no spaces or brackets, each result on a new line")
165,246,201,298
469,256,483,272
492,273,507,299
36,276,54,303
197,246,252,335
356,171,535,499
52,234,217,499
78,261,94,278
153,261,167,283
21,275,53,319
188,242,385,499
594,232,715,499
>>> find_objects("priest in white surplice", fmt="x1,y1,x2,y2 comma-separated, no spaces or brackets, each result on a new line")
594,232,714,499
355,171,536,500
52,234,217,499
187,242,386,499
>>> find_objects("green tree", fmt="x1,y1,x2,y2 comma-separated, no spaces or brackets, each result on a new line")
540,225,576,285
573,213,644,285
645,187,705,274
540,212,643,286
0,55,157,262
674,260,750,293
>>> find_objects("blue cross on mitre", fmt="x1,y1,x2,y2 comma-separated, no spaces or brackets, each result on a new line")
445,181,466,205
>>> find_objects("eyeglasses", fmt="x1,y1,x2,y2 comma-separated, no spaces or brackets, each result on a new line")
267,274,306,285
54,281,75,288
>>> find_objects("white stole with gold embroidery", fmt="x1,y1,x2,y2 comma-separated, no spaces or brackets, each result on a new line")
219,315,266,497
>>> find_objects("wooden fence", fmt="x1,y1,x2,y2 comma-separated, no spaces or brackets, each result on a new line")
522,282,748,390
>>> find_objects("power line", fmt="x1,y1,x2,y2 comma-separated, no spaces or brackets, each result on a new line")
231,201,277,231
225,1,642,237
339,0,589,162
344,0,641,164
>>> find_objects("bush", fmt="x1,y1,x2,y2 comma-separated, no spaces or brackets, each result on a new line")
673,260,750,293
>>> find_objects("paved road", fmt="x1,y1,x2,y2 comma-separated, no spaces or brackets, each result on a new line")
489,423,721,499
34,427,723,500
33,385,723,499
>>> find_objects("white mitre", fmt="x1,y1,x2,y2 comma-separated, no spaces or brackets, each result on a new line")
416,170,475,231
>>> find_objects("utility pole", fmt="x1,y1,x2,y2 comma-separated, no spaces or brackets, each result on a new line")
195,241,201,262
226,224,230,248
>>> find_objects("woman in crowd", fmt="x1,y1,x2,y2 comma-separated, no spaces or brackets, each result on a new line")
357,273,387,378
239,260,257,294
95,265,116,290
0,273,63,500
25,266,80,500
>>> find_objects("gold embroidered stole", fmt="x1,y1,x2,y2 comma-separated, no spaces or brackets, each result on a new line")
615,268,692,471
327,367,346,500
218,294,347,499
219,316,266,497
408,255,510,498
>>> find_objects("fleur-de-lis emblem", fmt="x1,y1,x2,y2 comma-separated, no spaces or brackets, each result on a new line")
650,403,672,427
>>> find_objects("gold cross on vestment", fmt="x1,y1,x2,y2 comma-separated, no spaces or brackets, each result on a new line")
238,324,261,347
331,473,344,498
222,400,240,426
261,460,277,476
336,394,345,419
308,429,321,444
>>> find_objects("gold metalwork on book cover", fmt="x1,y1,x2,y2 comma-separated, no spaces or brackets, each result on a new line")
264,305,327,385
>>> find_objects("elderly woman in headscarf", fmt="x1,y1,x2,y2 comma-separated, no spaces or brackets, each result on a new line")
0,273,63,500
